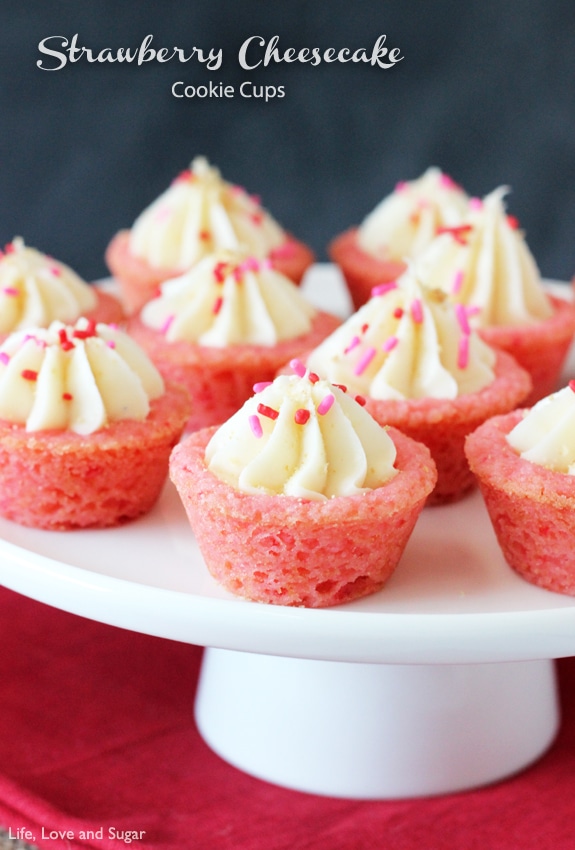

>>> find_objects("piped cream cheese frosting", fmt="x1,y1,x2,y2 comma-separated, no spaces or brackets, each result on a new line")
357,167,469,262
506,382,575,473
306,270,496,401
140,250,316,346
128,156,287,271
0,238,97,334
204,366,398,500
416,186,553,326
0,318,164,434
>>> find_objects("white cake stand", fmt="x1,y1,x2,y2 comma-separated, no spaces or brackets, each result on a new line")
0,266,573,799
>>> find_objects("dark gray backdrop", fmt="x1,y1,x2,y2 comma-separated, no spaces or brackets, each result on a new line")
2,0,575,283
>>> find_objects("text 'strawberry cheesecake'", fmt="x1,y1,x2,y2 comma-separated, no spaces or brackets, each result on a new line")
0,237,123,338
106,156,315,313
127,249,341,431
329,168,470,310
170,369,437,608
301,267,532,503
0,318,189,529
465,381,575,596
416,186,575,404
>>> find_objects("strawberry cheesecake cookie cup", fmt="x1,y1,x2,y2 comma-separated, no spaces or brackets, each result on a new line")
329,168,470,310
127,250,341,431
0,318,189,529
0,237,123,340
106,156,314,314
170,370,437,608
301,268,532,504
465,381,575,595
417,187,575,405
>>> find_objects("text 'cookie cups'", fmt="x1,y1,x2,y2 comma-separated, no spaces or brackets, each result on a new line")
170,373,437,608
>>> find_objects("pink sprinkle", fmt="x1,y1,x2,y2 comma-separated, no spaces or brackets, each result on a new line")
161,315,175,335
49,265,62,276
457,334,469,369
455,303,471,335
249,414,263,438
382,335,399,353
317,393,335,415
213,296,223,315
395,181,408,192
466,305,481,318
469,197,483,211
106,340,116,349
2,287,18,296
410,299,423,324
452,270,464,294
0,352,9,365
344,335,361,355
253,381,272,393
354,347,377,376
371,281,397,298
439,173,457,189
290,358,307,378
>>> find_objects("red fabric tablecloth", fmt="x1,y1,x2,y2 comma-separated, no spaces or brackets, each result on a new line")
0,584,574,850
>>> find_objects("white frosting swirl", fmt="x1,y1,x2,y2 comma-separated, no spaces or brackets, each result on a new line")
0,318,164,434
357,167,469,262
140,250,316,346
506,384,575,473
128,156,286,271
306,270,496,400
0,238,97,334
416,187,552,325
205,371,398,500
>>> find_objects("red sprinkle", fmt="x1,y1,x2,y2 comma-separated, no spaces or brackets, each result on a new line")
393,307,404,318
73,319,97,340
308,372,320,383
62,392,73,401
354,395,367,406
507,215,520,230
21,369,38,381
212,296,223,315
58,328,75,351
294,408,310,425
333,383,347,392
4,242,15,254
436,224,474,245
257,403,279,420
199,230,211,241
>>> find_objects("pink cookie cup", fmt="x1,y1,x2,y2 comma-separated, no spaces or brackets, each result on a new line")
106,230,315,315
0,382,189,530
465,409,575,596
328,228,406,312
478,293,575,407
127,311,342,432
169,425,437,608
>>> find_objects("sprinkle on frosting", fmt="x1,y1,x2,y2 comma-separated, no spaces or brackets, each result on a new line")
204,367,399,500
0,238,97,335
0,318,164,434
306,266,497,401
141,249,315,347
128,156,287,272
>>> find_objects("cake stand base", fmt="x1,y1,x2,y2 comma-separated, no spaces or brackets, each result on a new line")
194,649,559,799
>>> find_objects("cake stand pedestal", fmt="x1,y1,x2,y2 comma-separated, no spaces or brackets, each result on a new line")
195,650,558,798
